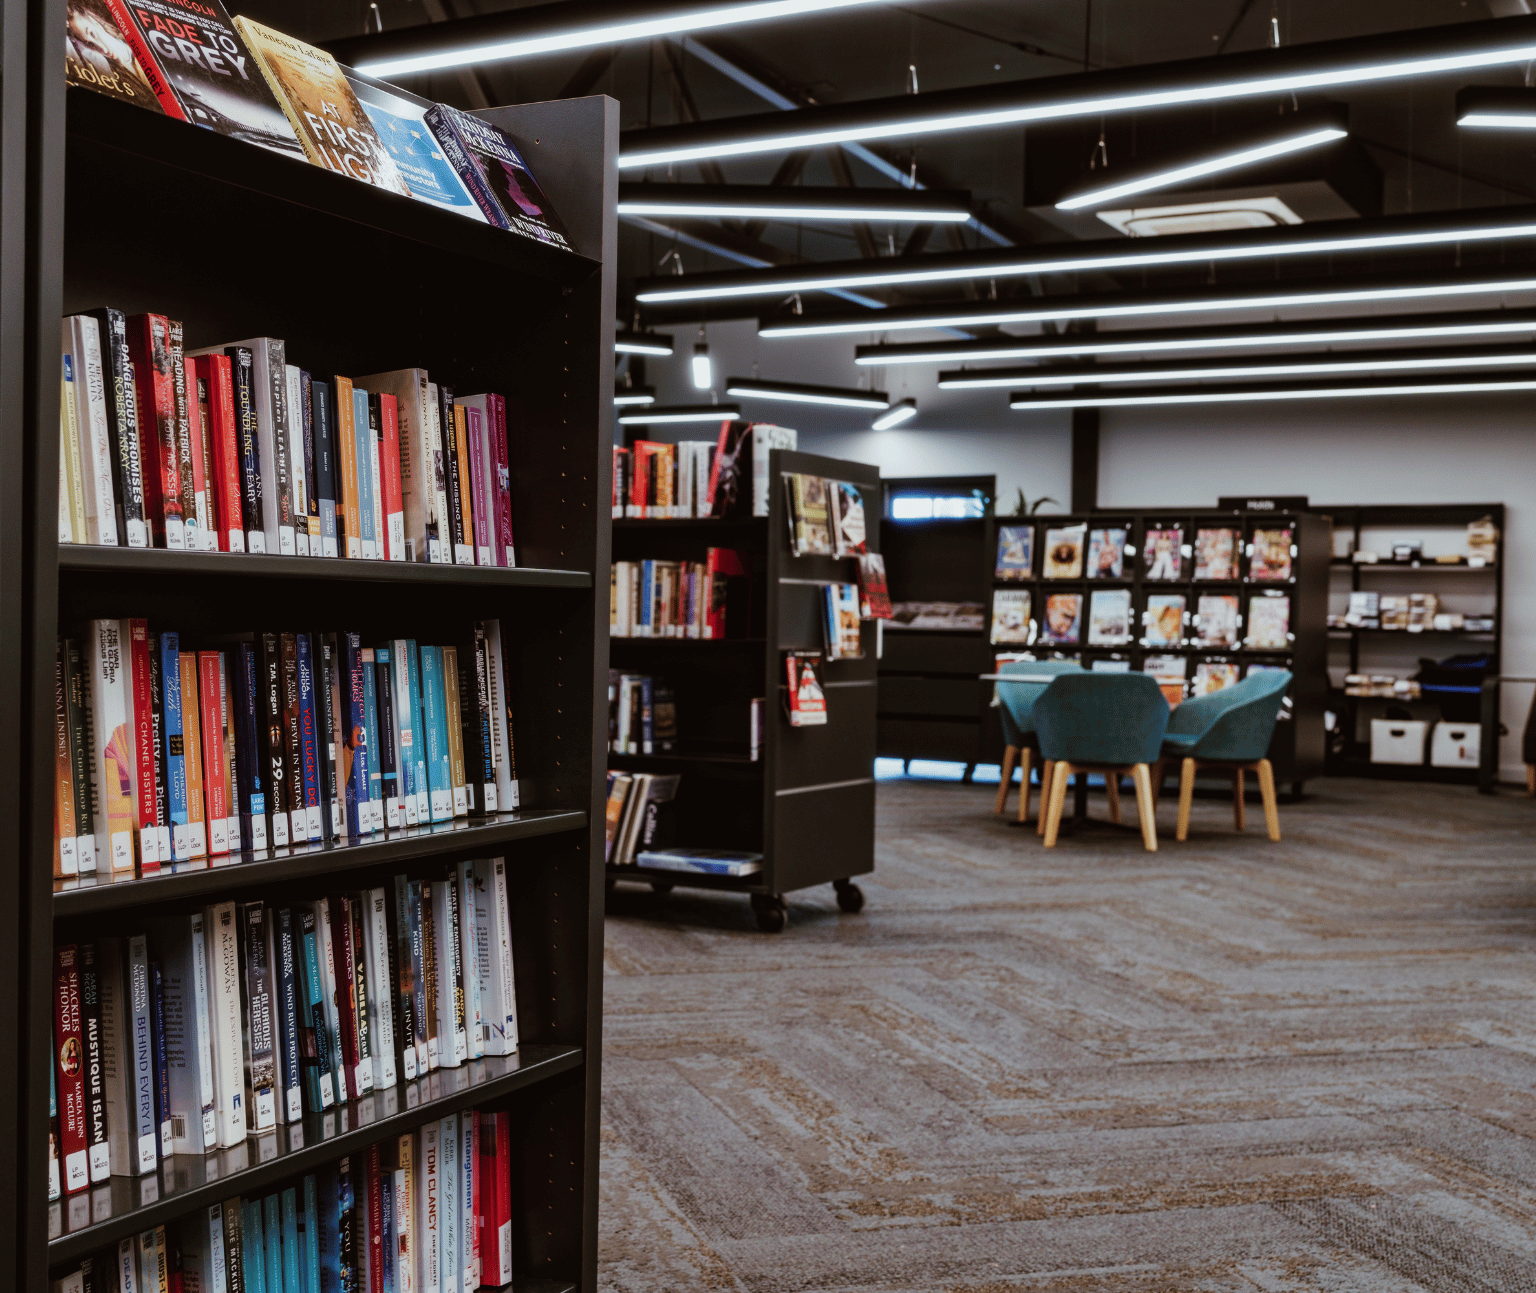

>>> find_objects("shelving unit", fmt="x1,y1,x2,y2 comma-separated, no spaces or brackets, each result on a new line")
875,475,998,779
1326,503,1505,784
9,47,615,1292
983,508,1331,792
608,448,879,932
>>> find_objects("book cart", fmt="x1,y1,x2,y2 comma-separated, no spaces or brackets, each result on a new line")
6,36,616,1291
874,476,999,780
1326,502,1505,785
986,508,1331,795
607,449,879,933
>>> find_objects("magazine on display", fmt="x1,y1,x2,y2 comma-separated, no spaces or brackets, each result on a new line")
831,481,868,556
1143,593,1185,647
1143,527,1183,581
1195,594,1240,648
855,554,893,620
1040,593,1082,645
1194,527,1239,580
1246,594,1291,649
994,525,1034,581
886,602,985,631
785,653,827,727
1042,526,1085,579
823,584,864,659
1086,527,1126,579
1193,660,1241,696
1086,589,1131,646
989,590,1034,646
785,474,834,556
1143,654,1188,707
1250,527,1294,581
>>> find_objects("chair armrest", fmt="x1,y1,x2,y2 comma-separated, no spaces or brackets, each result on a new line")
1166,690,1228,736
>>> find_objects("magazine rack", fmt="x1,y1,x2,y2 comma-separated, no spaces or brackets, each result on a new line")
6,33,614,1289
607,448,879,933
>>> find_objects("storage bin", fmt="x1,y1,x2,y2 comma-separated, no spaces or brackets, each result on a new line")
1371,718,1428,765
1430,722,1480,768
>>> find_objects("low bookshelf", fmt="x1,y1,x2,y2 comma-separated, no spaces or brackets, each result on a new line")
607,449,879,933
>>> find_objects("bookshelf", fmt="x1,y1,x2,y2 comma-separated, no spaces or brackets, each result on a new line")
875,475,998,779
608,449,879,932
11,48,615,1293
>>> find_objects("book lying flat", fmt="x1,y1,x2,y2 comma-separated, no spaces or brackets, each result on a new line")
636,849,763,877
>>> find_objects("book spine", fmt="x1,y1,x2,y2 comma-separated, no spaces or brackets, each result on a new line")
410,880,433,1072
147,633,172,865
263,1194,282,1293
190,353,217,552
85,307,148,547
404,640,430,823
393,373,436,563
439,1114,460,1292
303,1174,321,1293
158,631,193,861
71,316,120,546
226,346,265,552
259,634,289,848
285,366,310,557
126,619,162,871
223,1198,244,1293
275,908,304,1123
195,355,244,552
367,1145,384,1293
426,384,450,566
347,895,376,1096
205,901,247,1147
54,643,78,878
86,619,135,875
64,640,95,873
389,642,418,827
390,876,419,1082
326,897,360,1100
374,648,401,829
458,859,483,1060
176,652,208,862
125,314,184,549
77,943,110,1181
296,633,324,841
232,643,269,851
490,393,514,566
421,107,511,230
419,1122,441,1293
168,319,202,551
344,634,368,839
395,1133,414,1293
280,632,307,843
480,1113,513,1286
240,902,278,1132
257,338,296,555
313,898,344,1106
53,944,89,1193
470,625,495,812
442,646,468,817
311,379,339,558
478,856,518,1055
419,647,453,823
197,653,231,857
148,961,171,1158
127,935,158,1174
361,390,383,562
281,1187,302,1293
352,388,377,560
424,881,446,1071
298,907,335,1110
452,402,475,566
465,1109,480,1291
186,910,218,1151
98,0,189,118
436,877,468,1066
461,400,492,566
365,888,398,1090
319,635,341,839
361,648,384,832
335,376,361,559
379,392,405,561
438,385,468,566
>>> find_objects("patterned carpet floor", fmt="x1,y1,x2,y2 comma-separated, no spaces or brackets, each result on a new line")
597,776,1536,1292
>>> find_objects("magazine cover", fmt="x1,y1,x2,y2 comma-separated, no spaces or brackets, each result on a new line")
786,474,834,556
1042,526,1086,579
1143,527,1183,580
856,553,893,619
1246,594,1291,649
1196,594,1240,648
66,0,164,111
1193,660,1241,696
345,74,487,219
832,482,868,556
989,590,1034,645
887,602,986,631
1086,527,1127,579
786,653,827,726
1091,659,1132,673
1086,589,1132,645
823,584,864,659
1250,527,1294,581
994,525,1034,581
1194,527,1239,580
1143,593,1186,647
1143,654,1188,707
1041,593,1082,644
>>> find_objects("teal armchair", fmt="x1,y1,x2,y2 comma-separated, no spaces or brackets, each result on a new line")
1033,673,1170,851
1161,670,1292,841
992,659,1084,824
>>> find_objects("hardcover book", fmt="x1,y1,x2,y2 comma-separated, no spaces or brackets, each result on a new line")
1194,527,1239,580
1042,526,1085,579
1040,592,1082,645
1246,594,1291,649
989,589,1033,646
994,524,1033,581
65,0,164,111
1143,527,1183,580
1250,527,1294,581
1086,589,1132,645
1143,593,1186,647
1086,527,1126,579
1196,594,1241,648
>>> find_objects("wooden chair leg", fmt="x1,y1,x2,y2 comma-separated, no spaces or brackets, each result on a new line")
1232,768,1246,832
1149,759,1165,812
1037,761,1055,836
1105,773,1122,824
1176,758,1196,841
1527,763,1535,797
1017,748,1033,823
1256,758,1281,842
994,745,1018,815
1043,761,1071,847
1132,763,1157,852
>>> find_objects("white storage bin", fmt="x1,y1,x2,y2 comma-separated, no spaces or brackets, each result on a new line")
1430,722,1481,768
1371,718,1428,765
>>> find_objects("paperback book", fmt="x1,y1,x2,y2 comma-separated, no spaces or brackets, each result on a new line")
785,652,827,727
831,481,868,556
856,553,893,620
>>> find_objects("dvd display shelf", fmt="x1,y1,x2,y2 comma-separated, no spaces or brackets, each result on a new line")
607,448,880,933
7,33,616,1291
984,509,1332,793
1325,503,1505,785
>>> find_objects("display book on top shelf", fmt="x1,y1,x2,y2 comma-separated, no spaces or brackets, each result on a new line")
606,449,880,933
874,476,999,781
13,59,617,1292
986,508,1330,792
1325,503,1504,786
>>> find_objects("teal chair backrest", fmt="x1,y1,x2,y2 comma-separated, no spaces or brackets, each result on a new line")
1179,670,1292,763
1033,673,1170,766
996,659,1085,746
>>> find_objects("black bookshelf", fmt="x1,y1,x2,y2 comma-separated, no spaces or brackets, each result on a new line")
607,449,879,932
12,48,616,1292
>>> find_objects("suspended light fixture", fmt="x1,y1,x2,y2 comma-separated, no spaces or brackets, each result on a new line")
615,387,658,406
871,398,918,429
615,329,675,356
691,328,714,390
723,377,890,409
618,183,973,223
617,14,1536,168
619,402,743,424
1007,373,1536,411
636,202,1536,304
1456,85,1536,128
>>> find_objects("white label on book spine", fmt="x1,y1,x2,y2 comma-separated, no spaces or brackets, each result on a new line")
391,516,406,563
428,538,443,564
286,1087,302,1122
165,518,186,549
452,786,467,816
255,1087,275,1126
248,531,265,554
59,836,78,875
271,811,289,847
226,527,244,553
251,815,267,851
295,530,309,558
208,816,228,856
307,805,323,839
279,526,296,557
137,1131,156,1174
386,797,401,828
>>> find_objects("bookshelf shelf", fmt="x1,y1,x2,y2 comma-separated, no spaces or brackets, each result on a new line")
47,1045,583,1265
53,810,588,916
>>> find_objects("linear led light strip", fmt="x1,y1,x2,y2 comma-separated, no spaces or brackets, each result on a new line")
724,378,890,409
760,276,1536,338
619,199,974,221
354,0,892,76
1007,375,1536,411
618,403,742,424
636,212,1536,303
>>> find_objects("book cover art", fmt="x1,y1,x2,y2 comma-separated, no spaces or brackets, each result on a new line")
1246,594,1291,649
788,474,834,556
234,18,410,195
1143,593,1186,647
1041,593,1082,644
786,653,827,727
1193,660,1241,697
832,481,868,556
1042,526,1085,579
989,589,1034,645
1087,589,1132,645
1086,527,1126,579
1196,595,1241,648
1143,527,1183,580
346,75,487,220
1250,527,1294,581
994,525,1033,581
66,0,164,112
856,552,893,620
825,583,864,659
1194,527,1239,580
1143,654,1188,707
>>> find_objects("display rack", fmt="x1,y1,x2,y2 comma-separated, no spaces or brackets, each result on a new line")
875,475,998,779
9,51,615,1292
984,508,1331,793
1326,502,1505,784
607,449,878,932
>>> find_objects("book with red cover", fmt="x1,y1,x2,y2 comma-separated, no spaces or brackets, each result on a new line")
703,548,749,641
126,313,185,549
193,353,244,553
184,334,215,552
630,440,663,517
489,393,514,566
856,552,894,620
197,651,232,856
479,1111,513,1287
53,944,90,1195
126,618,165,871
375,392,405,562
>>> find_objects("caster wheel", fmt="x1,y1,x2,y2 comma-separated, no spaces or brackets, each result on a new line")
751,893,787,933
650,881,674,897
834,880,864,914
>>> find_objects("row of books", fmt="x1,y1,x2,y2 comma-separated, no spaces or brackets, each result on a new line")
612,423,797,520
989,590,1294,650
996,523,1295,583
59,310,515,566
49,864,518,1202
608,673,678,756
610,550,748,639
604,772,679,866
55,619,518,879
997,652,1289,707
67,2,571,249
50,1104,515,1293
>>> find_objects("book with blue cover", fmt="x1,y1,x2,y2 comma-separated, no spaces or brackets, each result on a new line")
352,387,379,560
157,631,194,860
994,525,1034,581
281,1187,301,1293
419,645,453,823
242,1197,266,1293
361,647,384,833
318,1163,341,1293
302,1174,321,1293
389,641,420,826
346,75,488,221
296,905,334,1111
262,1194,282,1293
636,848,763,877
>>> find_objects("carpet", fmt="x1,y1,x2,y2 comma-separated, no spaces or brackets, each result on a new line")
598,776,1536,1291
